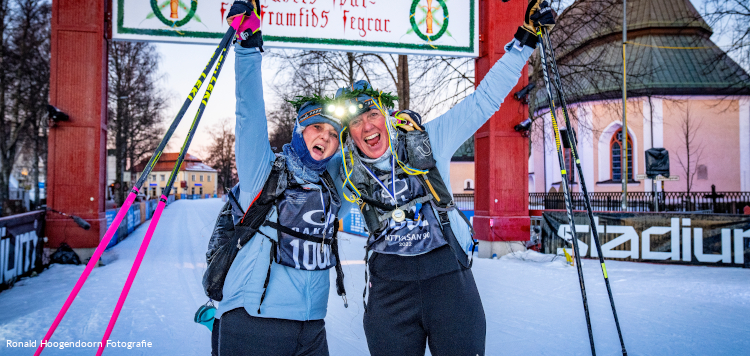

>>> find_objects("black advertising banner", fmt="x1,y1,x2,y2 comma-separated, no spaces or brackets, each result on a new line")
0,210,45,290
542,211,750,267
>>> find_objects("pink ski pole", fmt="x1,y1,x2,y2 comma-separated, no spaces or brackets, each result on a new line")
34,189,138,356
95,14,246,353
95,197,167,356
34,18,246,356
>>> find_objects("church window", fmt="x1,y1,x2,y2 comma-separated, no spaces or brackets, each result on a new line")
611,129,633,181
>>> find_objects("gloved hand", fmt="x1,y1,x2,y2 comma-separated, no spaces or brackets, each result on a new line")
225,0,255,25
393,109,424,131
514,0,556,48
226,0,263,50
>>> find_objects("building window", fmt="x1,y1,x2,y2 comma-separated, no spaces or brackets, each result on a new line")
697,165,708,180
161,174,165,181
610,129,633,181
200,187,203,195
208,175,211,182
151,174,155,181
200,175,203,182
464,179,474,191
564,148,575,183
192,174,195,182
192,187,195,195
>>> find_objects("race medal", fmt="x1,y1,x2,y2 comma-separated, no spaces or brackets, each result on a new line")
392,209,406,222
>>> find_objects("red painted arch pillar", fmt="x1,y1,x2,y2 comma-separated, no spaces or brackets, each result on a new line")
473,0,530,257
46,0,110,261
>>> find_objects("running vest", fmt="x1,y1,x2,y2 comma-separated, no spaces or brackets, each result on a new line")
204,155,346,309
273,183,340,270
340,129,476,263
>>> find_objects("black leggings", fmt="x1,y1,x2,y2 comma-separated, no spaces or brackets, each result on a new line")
363,268,486,356
217,308,329,356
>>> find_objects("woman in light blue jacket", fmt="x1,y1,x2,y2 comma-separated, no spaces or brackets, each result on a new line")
215,2,348,355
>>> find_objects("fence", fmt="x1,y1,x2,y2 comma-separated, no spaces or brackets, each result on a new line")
453,194,474,211
529,191,750,214
104,195,175,249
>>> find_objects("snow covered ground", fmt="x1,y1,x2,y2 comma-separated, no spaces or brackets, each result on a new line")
1,198,749,355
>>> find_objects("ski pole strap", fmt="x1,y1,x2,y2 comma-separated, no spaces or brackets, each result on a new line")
331,219,348,307
227,189,245,216
257,238,277,314
455,207,476,237
434,207,471,269
262,221,333,244
362,245,370,313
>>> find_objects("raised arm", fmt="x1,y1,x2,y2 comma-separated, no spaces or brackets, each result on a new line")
425,0,554,160
425,40,534,160
234,46,275,209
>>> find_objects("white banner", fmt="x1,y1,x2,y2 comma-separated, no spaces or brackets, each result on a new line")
113,0,478,57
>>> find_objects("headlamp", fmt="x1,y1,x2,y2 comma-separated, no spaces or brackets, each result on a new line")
327,104,336,113
335,107,345,117
349,106,357,114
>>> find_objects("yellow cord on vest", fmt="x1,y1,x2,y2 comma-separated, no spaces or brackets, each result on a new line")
338,92,430,205
338,127,362,204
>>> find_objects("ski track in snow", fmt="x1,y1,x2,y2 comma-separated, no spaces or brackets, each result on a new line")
0,198,748,355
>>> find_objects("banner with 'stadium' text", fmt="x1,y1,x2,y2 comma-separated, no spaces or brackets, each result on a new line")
541,211,750,267
113,0,478,57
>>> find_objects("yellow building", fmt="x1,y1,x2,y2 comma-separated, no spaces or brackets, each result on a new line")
135,153,218,199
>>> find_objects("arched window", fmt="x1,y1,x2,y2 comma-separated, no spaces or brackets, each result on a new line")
464,179,474,191
610,129,633,181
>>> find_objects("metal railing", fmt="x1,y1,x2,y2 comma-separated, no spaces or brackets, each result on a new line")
453,193,474,211
529,191,750,214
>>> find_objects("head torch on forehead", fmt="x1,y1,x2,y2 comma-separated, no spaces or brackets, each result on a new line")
325,97,374,122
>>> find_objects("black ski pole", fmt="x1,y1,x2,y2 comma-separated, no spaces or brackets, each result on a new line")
536,27,597,356
131,26,238,192
96,24,238,355
541,26,628,356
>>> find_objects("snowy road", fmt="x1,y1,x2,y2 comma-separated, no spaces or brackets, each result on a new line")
1,198,749,355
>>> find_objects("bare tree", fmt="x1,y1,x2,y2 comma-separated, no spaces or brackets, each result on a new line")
0,0,51,215
267,98,297,153
675,104,704,194
108,41,167,205
267,48,476,123
203,118,237,193
703,0,750,70
13,0,50,210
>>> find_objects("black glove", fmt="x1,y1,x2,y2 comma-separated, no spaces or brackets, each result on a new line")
226,0,254,22
238,30,264,50
515,0,556,49
226,1,263,50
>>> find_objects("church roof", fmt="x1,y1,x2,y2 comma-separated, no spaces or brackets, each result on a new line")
535,0,750,109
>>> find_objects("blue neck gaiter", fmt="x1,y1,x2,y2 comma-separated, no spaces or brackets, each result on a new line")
283,127,332,182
